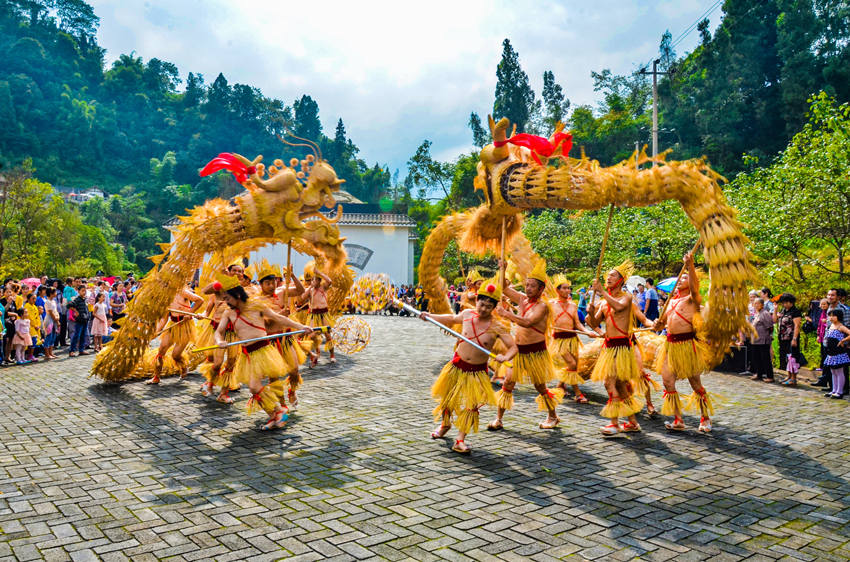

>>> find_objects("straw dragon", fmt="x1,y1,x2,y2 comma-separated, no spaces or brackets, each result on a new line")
419,117,755,365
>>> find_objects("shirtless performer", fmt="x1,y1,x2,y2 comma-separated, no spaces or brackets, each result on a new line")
550,275,599,403
653,251,714,433
586,260,644,436
146,284,204,385
301,266,335,366
214,275,313,430
198,273,242,403
489,260,563,430
422,278,517,454
258,263,308,411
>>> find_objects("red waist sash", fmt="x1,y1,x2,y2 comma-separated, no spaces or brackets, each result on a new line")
517,341,547,354
667,332,697,343
604,337,632,349
451,353,488,373
169,313,183,323
310,307,329,314
242,340,271,354
553,331,577,339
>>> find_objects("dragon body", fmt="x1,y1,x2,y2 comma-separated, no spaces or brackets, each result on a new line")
420,117,754,365
92,153,352,382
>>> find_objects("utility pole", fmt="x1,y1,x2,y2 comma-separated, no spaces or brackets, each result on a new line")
640,59,667,166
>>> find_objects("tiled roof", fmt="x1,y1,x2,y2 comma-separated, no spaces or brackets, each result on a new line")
320,211,417,227
164,208,417,229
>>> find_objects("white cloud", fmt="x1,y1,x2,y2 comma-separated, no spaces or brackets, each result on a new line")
89,0,723,175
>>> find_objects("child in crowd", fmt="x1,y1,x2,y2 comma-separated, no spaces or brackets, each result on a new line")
91,292,109,351
823,309,850,399
12,307,32,364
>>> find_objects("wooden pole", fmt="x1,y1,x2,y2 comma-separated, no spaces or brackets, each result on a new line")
499,217,507,288
590,204,615,304
658,237,703,319
283,242,292,310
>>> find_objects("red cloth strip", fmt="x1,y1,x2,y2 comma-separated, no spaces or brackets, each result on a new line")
242,340,271,354
667,332,697,343
451,353,488,373
517,341,547,354
604,337,632,349
553,331,577,339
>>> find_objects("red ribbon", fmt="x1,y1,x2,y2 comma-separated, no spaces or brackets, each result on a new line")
200,153,255,184
493,132,573,165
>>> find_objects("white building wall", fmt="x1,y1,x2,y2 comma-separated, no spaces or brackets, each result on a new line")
250,223,414,284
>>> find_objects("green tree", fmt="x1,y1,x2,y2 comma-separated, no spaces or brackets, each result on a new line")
468,112,488,148
493,38,535,133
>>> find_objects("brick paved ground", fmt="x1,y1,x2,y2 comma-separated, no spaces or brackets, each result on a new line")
1,315,849,561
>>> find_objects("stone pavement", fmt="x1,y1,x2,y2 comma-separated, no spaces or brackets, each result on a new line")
1,315,849,561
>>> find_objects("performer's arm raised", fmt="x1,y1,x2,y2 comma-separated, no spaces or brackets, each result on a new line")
591,278,630,312
685,251,701,306
183,288,205,310
498,260,523,304
317,269,332,289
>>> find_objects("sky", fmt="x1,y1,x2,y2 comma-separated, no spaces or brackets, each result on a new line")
89,0,723,177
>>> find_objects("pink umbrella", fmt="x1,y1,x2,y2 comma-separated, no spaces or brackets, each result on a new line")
20,278,41,287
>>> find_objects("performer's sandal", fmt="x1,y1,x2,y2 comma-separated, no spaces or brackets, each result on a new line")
200,383,213,397
486,419,504,431
665,418,686,431
261,410,288,431
216,393,234,404
145,377,160,385
600,423,622,436
698,417,712,433
452,439,471,454
646,406,659,418
539,417,560,429
575,394,588,404
621,421,641,432
431,425,450,439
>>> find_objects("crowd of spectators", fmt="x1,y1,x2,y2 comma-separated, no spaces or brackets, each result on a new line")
0,273,139,365
739,287,850,398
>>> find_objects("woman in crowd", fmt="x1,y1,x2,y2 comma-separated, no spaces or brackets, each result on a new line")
110,282,128,329
750,297,775,383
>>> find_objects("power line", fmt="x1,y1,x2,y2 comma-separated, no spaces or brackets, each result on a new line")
639,0,724,72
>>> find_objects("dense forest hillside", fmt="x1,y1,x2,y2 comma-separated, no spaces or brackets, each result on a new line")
0,0,847,283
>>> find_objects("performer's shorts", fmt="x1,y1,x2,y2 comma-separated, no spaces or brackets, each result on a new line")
513,341,557,385
590,337,640,383
654,332,709,380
